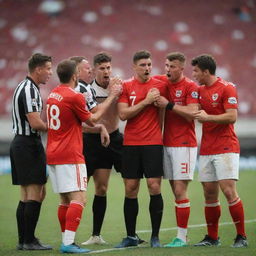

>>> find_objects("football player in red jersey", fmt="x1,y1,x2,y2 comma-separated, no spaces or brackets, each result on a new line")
191,54,247,248
115,50,167,248
46,59,109,253
154,52,199,247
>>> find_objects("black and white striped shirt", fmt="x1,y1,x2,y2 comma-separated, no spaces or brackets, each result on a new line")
75,80,97,111
90,79,109,102
12,76,43,136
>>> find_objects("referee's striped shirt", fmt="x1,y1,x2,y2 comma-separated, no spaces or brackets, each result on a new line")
12,76,43,136
75,80,97,111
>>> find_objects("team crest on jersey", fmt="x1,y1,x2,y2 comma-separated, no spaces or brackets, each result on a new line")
228,97,237,104
191,91,198,99
31,98,37,106
176,90,182,97
212,93,218,101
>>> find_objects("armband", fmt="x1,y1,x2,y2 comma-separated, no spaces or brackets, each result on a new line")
166,102,174,110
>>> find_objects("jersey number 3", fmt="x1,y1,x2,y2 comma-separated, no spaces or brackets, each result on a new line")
47,104,61,130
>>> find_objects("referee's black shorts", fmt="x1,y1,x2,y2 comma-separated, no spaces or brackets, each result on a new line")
83,129,123,176
10,135,47,185
121,145,163,179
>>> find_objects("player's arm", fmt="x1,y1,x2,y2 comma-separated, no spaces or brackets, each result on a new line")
155,96,198,121
194,108,237,124
173,103,199,121
90,77,122,122
83,123,110,147
26,112,47,131
158,107,165,131
118,88,160,121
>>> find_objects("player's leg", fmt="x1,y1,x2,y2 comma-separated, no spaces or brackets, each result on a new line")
164,147,196,247
166,180,190,246
82,133,110,245
146,177,163,247
55,164,90,253
115,145,141,248
194,155,221,246
143,145,163,248
115,178,140,248
91,169,111,241
216,153,247,247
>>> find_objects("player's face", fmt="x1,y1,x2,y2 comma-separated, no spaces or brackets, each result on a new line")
133,58,152,83
37,61,53,84
94,62,112,88
165,59,183,83
78,60,93,84
192,65,207,85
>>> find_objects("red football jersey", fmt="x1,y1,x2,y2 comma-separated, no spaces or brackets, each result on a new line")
46,85,91,164
154,75,199,147
198,78,240,155
119,77,167,145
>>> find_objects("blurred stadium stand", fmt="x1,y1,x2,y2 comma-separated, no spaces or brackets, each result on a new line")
0,0,255,156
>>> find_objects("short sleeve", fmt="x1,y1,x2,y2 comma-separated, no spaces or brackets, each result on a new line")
73,93,92,122
223,84,238,110
118,82,129,104
186,82,199,105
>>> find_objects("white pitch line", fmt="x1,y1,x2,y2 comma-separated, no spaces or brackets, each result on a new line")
137,218,256,233
86,219,256,254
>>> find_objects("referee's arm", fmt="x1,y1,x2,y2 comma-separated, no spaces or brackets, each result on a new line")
26,112,48,131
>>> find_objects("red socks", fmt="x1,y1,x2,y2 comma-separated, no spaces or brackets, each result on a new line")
229,198,246,237
175,199,190,228
65,201,84,232
205,201,221,240
58,204,69,232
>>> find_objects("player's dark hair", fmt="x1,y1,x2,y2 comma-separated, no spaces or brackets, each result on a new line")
69,56,87,65
28,53,52,73
57,60,77,83
93,52,112,66
166,52,186,64
133,50,151,64
191,54,216,75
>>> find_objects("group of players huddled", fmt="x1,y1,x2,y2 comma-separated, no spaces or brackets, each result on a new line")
10,50,247,253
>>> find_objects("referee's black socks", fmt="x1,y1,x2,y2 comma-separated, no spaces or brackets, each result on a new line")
16,201,25,244
24,200,42,243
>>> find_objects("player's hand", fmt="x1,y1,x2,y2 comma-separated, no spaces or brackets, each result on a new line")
193,110,209,123
144,88,160,105
99,125,110,147
109,77,123,98
154,96,168,108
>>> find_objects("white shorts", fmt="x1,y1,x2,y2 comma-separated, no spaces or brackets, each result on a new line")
163,147,197,180
48,164,88,193
198,153,239,182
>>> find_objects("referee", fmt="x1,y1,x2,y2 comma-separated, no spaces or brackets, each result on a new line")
10,53,53,250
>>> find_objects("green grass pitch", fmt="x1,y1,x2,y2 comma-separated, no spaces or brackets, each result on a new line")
0,171,256,256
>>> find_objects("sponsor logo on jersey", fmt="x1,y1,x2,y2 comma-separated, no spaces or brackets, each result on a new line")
228,97,237,104
191,91,198,99
212,93,218,101
31,98,37,106
176,90,182,97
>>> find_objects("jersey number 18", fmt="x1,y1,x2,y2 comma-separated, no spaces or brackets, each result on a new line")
46,104,61,130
